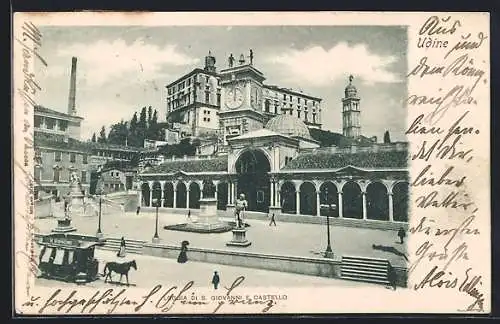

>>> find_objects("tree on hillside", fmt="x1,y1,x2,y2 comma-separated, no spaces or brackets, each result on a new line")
383,130,391,144
91,133,97,142
108,121,129,145
129,112,138,133
147,106,153,128
137,107,148,143
98,126,107,143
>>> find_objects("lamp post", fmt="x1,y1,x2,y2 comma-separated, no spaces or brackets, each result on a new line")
96,171,104,238
323,188,334,258
152,198,160,243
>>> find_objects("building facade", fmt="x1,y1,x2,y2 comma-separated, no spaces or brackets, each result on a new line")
165,51,322,141
139,74,409,230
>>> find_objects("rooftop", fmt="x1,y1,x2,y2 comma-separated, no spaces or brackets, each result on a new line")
34,132,91,152
35,105,84,120
265,114,312,140
263,85,322,101
283,150,408,170
144,156,227,174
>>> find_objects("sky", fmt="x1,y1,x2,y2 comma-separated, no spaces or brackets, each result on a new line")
35,26,408,141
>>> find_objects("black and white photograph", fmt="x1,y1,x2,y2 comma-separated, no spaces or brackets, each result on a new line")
13,12,491,314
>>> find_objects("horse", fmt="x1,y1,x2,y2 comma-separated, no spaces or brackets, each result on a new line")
102,260,137,286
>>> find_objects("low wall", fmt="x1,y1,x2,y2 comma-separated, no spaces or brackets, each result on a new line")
140,207,407,231
142,243,407,287
143,243,342,279
393,266,408,288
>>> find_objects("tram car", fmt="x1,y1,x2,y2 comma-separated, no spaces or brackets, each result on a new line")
37,233,105,283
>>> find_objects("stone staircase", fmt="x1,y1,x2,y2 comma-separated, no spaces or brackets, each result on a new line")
341,255,390,285
97,237,146,255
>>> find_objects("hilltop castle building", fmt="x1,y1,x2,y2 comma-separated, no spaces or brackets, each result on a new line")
165,51,322,140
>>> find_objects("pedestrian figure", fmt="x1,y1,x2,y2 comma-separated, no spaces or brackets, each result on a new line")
269,213,276,226
117,237,127,258
136,206,140,215
398,227,406,244
177,240,189,263
187,209,192,222
212,271,220,290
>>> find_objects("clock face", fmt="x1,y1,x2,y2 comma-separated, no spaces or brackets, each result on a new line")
225,86,244,109
250,84,262,110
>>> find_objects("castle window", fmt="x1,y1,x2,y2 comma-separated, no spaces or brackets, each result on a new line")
289,110,293,116
283,94,286,100
264,99,270,112
216,93,221,106
81,171,87,183
53,168,60,182
207,118,211,122
297,111,301,118
187,78,191,86
55,151,61,162
304,112,308,122
205,91,210,103
46,118,55,130
313,113,316,124
70,153,76,163
34,115,42,128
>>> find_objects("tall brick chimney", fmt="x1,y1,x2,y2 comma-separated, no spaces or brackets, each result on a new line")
67,57,77,115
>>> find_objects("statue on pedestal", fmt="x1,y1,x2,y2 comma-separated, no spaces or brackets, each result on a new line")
234,193,248,228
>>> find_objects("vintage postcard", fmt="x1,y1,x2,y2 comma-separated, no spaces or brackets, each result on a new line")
13,12,490,314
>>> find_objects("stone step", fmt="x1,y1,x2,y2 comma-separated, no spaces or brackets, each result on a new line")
340,255,390,286
341,261,388,270
342,256,389,265
341,274,391,285
341,267,388,277
102,242,144,249
98,246,143,255
341,265,388,274
98,237,146,255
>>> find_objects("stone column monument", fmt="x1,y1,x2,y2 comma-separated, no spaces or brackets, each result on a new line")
52,171,83,233
226,193,251,247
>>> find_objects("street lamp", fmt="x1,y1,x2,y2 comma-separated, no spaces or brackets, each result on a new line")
96,171,103,238
152,198,160,243
322,188,335,258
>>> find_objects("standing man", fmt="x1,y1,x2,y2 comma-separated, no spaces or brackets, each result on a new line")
398,227,406,244
234,193,248,228
269,213,277,226
211,271,220,290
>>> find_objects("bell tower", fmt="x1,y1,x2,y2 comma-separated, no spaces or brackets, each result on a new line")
204,50,217,73
342,75,361,139
218,50,266,145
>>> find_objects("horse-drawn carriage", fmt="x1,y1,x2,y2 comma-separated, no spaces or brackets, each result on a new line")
37,233,104,283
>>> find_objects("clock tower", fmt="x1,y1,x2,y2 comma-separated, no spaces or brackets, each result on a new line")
219,52,266,144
